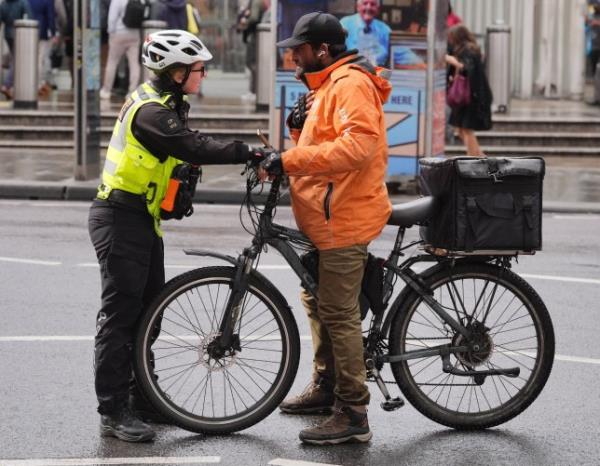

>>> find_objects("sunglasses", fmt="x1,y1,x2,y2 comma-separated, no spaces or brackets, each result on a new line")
190,66,207,77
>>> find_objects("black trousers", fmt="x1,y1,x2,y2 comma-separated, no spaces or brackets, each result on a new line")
88,199,165,414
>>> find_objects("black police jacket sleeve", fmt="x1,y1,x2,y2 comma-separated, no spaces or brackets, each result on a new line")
131,103,249,165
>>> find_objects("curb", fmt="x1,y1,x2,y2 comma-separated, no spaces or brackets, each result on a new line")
1,181,600,214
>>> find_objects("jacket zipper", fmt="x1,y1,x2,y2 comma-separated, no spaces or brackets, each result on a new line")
324,182,333,222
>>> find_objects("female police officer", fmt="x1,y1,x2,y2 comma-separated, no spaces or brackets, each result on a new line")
88,30,259,442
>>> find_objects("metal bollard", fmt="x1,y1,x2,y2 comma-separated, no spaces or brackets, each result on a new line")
14,19,39,109
486,22,511,113
255,23,272,111
141,20,168,82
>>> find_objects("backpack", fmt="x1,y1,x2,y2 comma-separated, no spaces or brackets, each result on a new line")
122,0,150,29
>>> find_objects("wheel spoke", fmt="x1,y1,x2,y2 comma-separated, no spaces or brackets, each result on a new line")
138,270,296,429
389,265,552,425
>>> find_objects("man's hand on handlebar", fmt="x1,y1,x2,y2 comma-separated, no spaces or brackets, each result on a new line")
259,151,283,182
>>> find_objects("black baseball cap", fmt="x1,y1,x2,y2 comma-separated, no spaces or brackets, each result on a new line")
276,12,347,48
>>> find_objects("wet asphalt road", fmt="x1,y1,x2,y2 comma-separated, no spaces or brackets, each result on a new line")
0,201,599,466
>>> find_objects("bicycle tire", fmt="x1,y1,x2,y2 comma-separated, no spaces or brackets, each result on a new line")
388,262,554,430
133,266,300,434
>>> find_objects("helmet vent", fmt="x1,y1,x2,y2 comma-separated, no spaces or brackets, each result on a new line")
190,40,204,50
181,47,198,56
149,52,164,63
152,42,169,52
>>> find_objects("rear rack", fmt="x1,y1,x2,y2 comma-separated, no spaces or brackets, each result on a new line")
422,245,537,257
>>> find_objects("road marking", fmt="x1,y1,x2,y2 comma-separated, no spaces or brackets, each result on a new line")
0,336,93,342
554,354,600,365
5,259,597,286
1,335,599,366
552,215,600,220
0,457,221,466
0,335,314,343
0,256,61,266
75,263,293,270
520,273,600,285
269,459,340,466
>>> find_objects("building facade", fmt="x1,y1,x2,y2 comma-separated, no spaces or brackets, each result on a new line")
452,0,588,100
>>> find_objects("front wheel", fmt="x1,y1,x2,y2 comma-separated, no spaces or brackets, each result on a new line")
389,262,554,430
133,266,300,434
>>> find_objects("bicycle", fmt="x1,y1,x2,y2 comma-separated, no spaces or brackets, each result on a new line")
133,160,555,434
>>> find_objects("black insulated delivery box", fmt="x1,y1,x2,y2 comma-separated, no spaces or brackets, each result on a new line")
419,157,545,253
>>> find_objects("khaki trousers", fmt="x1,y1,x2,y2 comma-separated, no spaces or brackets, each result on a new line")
300,244,369,406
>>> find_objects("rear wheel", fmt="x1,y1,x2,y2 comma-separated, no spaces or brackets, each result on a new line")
133,266,300,434
389,262,554,429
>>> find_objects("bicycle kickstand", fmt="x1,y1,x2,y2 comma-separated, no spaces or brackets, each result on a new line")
365,358,405,412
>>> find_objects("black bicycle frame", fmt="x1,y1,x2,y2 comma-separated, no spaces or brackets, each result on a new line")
211,173,517,380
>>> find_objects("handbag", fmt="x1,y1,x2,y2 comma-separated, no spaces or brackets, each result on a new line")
447,72,471,108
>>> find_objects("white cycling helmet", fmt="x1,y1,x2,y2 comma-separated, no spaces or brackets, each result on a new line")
142,29,213,72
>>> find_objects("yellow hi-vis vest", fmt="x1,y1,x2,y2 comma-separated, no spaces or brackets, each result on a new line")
96,82,182,236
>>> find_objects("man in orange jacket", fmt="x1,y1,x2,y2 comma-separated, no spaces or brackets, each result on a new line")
259,12,392,445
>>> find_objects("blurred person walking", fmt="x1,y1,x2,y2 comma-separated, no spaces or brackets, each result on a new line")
156,0,186,29
587,2,600,77
236,0,270,100
445,24,492,156
29,0,58,97
0,0,32,99
447,1,462,28
99,0,143,100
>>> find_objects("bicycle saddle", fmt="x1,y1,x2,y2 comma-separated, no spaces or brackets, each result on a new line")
387,196,437,227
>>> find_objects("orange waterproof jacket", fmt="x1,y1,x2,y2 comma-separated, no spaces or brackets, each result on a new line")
282,54,392,250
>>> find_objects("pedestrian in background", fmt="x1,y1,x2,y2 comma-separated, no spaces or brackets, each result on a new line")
447,1,462,28
57,0,74,88
99,0,142,100
445,24,492,156
236,0,270,101
586,3,600,77
29,0,58,97
156,0,187,29
0,0,32,99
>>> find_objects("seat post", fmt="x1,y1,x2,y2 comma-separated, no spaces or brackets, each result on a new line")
391,227,406,261
383,227,406,303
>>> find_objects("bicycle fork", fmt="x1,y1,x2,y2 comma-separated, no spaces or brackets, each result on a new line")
213,249,256,355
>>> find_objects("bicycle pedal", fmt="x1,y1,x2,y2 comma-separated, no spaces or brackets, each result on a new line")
380,397,405,412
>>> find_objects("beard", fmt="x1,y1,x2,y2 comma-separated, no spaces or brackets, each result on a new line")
295,59,325,80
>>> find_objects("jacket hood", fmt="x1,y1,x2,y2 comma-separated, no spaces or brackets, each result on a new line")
346,55,392,104
161,0,186,11
302,52,392,104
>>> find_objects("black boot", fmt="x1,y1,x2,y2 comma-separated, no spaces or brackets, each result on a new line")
100,407,156,442
129,387,170,425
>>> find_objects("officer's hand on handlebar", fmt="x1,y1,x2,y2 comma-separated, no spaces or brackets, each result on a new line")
258,151,283,182
248,146,271,166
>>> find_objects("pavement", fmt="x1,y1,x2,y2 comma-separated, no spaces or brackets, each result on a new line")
1,166,600,214
0,79,599,212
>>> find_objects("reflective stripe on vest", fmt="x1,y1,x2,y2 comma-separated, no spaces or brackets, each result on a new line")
98,82,182,236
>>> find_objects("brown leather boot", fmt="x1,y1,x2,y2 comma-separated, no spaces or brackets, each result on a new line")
299,405,372,445
279,379,335,414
